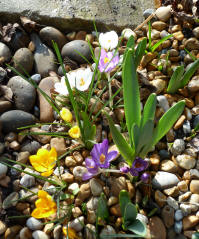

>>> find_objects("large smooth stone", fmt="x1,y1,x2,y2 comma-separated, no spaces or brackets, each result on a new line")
146,216,166,239
61,40,91,64
0,110,36,133
13,48,34,74
39,26,67,49
7,76,36,112
38,76,59,122
152,171,180,190
0,42,11,62
31,33,57,77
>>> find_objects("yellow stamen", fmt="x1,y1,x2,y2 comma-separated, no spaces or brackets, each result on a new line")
104,57,109,64
80,78,85,86
99,154,106,164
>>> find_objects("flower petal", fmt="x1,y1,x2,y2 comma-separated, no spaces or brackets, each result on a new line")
41,169,54,177
129,168,139,177
82,171,97,180
107,150,118,162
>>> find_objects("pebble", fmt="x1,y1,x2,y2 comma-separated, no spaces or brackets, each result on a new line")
152,171,180,189
20,174,35,188
32,230,49,239
26,217,43,230
10,164,22,176
167,196,179,210
155,6,171,22
152,21,167,31
160,160,179,173
190,180,199,194
155,190,167,207
75,183,91,205
61,172,74,183
151,79,166,94
185,38,199,50
161,205,174,228
190,169,199,179
21,140,41,154
100,225,116,239
147,29,160,40
143,8,154,19
0,101,12,113
170,139,185,156
13,48,33,74
183,121,191,134
0,110,36,133
3,192,19,209
68,216,84,232
38,76,59,122
39,26,67,49
0,42,11,62
4,225,22,239
19,227,32,239
175,210,184,221
7,76,36,112
65,156,77,167
174,221,183,234
147,216,166,239
73,166,88,181
68,182,79,194
183,215,199,230
121,28,137,41
90,178,103,196
193,26,199,38
31,74,41,84
50,137,66,156
178,192,192,202
175,154,196,170
87,197,99,211
0,220,7,235
31,33,57,77
0,163,8,179
180,204,192,216
157,95,169,112
61,40,91,64
109,176,128,197
85,224,96,239
188,76,199,92
174,115,186,130
53,225,62,239
136,213,148,224
189,194,199,211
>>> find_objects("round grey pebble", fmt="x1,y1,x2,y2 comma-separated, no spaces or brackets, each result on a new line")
0,110,36,133
0,42,11,62
0,163,8,178
183,121,191,134
61,40,91,64
68,216,84,232
100,225,116,239
21,140,41,154
143,8,155,19
159,149,170,159
32,230,49,239
31,74,41,84
3,192,19,209
10,164,22,176
174,221,183,234
170,139,185,156
20,174,35,188
7,76,36,112
26,217,43,230
175,210,184,221
193,115,199,128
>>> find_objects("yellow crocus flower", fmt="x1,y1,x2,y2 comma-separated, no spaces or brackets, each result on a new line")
68,126,81,139
60,107,73,123
62,226,80,239
31,190,57,218
29,148,57,177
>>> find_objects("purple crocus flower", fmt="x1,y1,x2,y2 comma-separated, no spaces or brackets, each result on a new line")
141,172,150,183
98,48,119,73
83,139,118,180
120,157,148,177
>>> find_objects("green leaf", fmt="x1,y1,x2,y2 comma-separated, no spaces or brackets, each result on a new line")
97,193,109,222
122,49,141,143
131,123,140,150
192,232,199,239
119,190,131,218
126,35,135,49
126,219,147,237
181,58,199,87
151,34,173,52
167,65,184,94
150,100,185,149
141,93,157,127
148,21,152,50
106,113,135,165
123,203,137,226
135,37,147,68
100,234,143,238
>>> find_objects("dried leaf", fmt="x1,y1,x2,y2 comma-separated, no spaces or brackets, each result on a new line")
20,16,44,32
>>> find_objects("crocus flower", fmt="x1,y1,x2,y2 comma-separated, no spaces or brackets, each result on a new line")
98,49,119,73
99,31,118,51
62,226,80,239
31,190,57,218
83,139,118,180
73,68,93,91
54,72,75,96
120,157,148,177
29,148,57,177
141,172,150,183
60,107,73,123
68,125,81,139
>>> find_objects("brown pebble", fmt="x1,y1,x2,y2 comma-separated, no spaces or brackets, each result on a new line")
0,176,10,187
155,190,167,207
4,225,22,239
183,215,199,230
61,173,74,183
110,204,121,217
174,115,186,130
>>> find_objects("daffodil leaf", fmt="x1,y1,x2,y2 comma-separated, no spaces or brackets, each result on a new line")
119,190,131,218
167,65,184,94
135,37,147,68
97,193,109,222
126,220,147,237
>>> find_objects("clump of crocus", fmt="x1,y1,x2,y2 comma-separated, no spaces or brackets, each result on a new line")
62,226,80,239
31,190,57,218
83,139,118,180
120,157,150,183
98,48,120,73
68,125,81,139
99,31,118,51
29,148,57,177
60,107,73,123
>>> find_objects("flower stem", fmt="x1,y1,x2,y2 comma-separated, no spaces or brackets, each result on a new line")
107,72,113,108
101,169,121,173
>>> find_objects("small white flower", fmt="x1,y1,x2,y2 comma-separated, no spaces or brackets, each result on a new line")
99,31,118,51
54,72,75,96
74,67,93,91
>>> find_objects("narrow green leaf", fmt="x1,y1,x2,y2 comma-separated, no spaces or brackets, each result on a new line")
122,49,141,142
100,234,143,238
135,37,147,68
151,34,173,52
167,65,184,93
106,113,135,165
126,220,147,237
151,100,185,148
119,190,131,219
131,123,140,150
148,21,152,50
97,193,109,222
123,203,137,225
141,93,157,127
181,58,199,87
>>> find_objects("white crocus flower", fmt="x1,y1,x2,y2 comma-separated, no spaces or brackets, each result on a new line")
74,67,93,91
54,72,75,96
99,31,118,51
